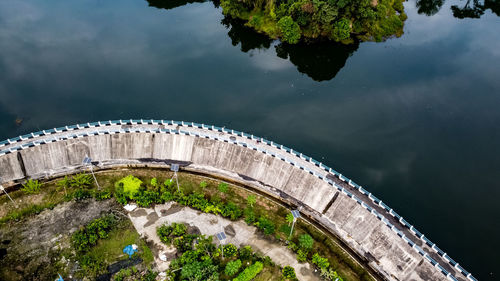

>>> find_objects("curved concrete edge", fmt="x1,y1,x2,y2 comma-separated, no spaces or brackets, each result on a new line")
0,119,475,281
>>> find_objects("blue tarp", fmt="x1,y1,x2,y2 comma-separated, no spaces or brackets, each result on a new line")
123,244,138,258
55,274,64,281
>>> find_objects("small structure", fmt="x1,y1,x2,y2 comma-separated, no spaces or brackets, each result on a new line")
289,209,301,239
82,156,101,189
123,244,138,258
215,231,227,258
170,164,180,192
0,183,15,206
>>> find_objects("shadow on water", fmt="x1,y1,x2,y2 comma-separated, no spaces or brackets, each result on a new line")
146,0,359,82
147,0,209,10
416,0,499,18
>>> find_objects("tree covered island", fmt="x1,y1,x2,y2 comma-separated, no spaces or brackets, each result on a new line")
219,0,407,43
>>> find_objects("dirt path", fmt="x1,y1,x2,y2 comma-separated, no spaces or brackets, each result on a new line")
127,202,320,281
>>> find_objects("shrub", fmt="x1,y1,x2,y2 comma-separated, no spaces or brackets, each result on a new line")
93,189,112,201
285,213,294,225
218,182,229,193
320,268,344,281
200,181,208,188
299,234,314,250
135,189,161,207
246,195,256,207
280,224,292,235
282,265,297,280
157,222,187,244
223,243,238,257
174,234,197,252
297,249,307,262
57,176,71,190
71,214,116,252
233,261,263,281
150,178,158,188
73,188,92,201
114,186,128,205
222,202,243,220
256,216,275,235
21,179,42,194
244,207,256,224
71,173,93,188
164,179,174,189
312,253,330,270
239,245,253,260
115,175,142,197
225,259,242,276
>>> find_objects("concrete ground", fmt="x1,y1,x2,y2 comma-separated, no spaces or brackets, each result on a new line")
127,202,319,281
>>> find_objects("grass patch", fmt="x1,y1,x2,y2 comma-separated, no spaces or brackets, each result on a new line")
75,217,154,278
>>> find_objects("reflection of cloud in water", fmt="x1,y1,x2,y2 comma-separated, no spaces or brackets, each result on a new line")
250,47,294,71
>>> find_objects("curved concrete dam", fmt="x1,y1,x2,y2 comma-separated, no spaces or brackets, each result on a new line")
0,120,476,281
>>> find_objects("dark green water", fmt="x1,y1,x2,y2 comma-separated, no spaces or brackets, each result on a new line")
0,0,499,279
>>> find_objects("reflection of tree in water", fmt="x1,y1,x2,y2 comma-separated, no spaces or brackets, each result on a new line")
146,0,358,82
416,0,499,18
221,17,272,53
416,0,444,15
451,0,499,18
275,42,359,82
221,17,358,82
147,0,208,10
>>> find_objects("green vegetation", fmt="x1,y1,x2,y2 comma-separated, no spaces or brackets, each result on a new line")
71,214,117,252
21,179,42,194
256,216,276,235
219,0,406,43
234,261,264,281
0,201,56,224
282,265,297,280
0,169,373,281
277,16,301,43
157,222,188,244
298,233,314,250
225,259,242,276
115,175,143,196
70,213,155,279
218,182,229,193
158,221,278,280
246,194,257,207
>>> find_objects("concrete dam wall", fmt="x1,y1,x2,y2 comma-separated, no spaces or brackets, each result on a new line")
0,120,476,281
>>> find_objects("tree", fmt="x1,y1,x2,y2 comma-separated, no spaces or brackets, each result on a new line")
277,16,301,44
332,18,351,41
298,234,314,250
282,265,297,280
225,259,242,276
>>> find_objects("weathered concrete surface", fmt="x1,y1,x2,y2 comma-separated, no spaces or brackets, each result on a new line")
0,122,469,281
127,202,320,280
0,199,119,280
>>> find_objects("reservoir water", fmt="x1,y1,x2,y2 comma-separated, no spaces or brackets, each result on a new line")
0,0,499,279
